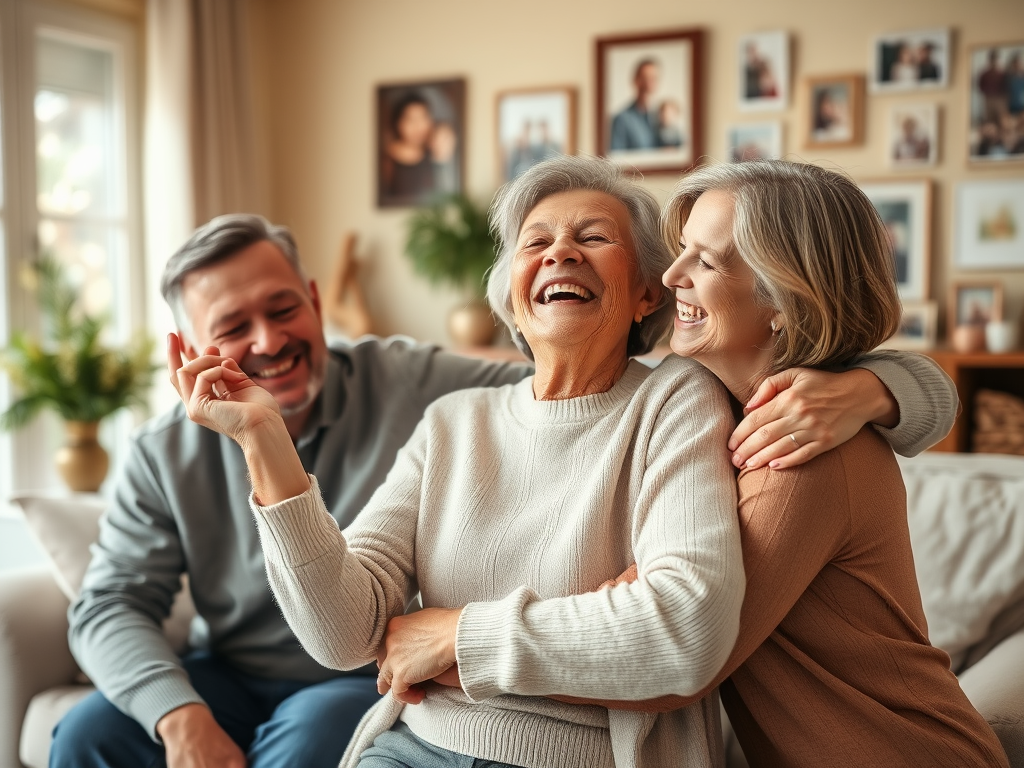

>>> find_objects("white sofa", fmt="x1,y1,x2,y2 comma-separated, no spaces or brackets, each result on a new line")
2,451,1023,768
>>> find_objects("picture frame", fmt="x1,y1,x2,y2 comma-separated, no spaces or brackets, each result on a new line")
954,179,1024,269
885,301,939,350
888,103,938,168
949,281,1004,337
967,41,1024,164
738,31,789,112
495,87,577,184
596,28,704,173
859,180,932,301
871,28,950,93
377,79,465,208
804,74,864,148
726,122,783,162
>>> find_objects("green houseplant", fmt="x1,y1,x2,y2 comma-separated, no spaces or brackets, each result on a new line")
404,192,499,346
0,258,157,491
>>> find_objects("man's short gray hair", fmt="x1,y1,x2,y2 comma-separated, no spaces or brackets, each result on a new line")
486,155,675,359
160,213,307,341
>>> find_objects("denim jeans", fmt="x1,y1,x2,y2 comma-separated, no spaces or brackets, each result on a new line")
49,651,381,768
358,721,524,768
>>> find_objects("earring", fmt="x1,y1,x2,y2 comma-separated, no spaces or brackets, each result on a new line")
771,320,783,335
515,325,521,335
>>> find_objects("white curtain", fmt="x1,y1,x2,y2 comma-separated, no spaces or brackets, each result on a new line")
143,0,263,412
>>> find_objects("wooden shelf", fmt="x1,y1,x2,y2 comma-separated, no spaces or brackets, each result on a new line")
925,350,1024,453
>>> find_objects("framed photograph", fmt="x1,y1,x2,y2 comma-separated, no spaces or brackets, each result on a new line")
596,28,703,173
726,122,783,161
377,79,465,208
738,31,789,111
888,103,938,168
955,180,1024,269
949,281,1004,337
885,301,939,350
496,87,576,184
804,74,864,148
859,180,932,301
967,42,1024,163
871,28,950,92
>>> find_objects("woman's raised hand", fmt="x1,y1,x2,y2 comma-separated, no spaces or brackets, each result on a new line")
166,332,282,445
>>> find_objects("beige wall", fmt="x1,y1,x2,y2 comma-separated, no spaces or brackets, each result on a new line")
252,0,1024,347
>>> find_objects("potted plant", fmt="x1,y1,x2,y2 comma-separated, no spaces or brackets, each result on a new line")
404,192,498,346
0,258,157,492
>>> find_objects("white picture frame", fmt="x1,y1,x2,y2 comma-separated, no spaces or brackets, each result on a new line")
888,103,938,168
884,301,938,350
955,180,1024,269
726,122,783,161
871,28,950,93
738,31,789,112
859,180,932,301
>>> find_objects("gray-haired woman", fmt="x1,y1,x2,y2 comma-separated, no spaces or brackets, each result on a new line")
167,155,957,768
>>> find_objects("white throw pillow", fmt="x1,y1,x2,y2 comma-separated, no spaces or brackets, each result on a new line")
898,452,1024,670
9,493,195,655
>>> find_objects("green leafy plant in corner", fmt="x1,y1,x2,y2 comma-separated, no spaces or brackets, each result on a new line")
0,258,158,431
404,193,497,298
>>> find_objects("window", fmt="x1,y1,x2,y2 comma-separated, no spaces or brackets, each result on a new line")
0,0,141,512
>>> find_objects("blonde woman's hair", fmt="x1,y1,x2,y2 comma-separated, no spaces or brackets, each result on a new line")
663,160,901,373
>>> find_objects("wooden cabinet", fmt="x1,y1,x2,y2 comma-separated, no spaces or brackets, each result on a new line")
926,351,1024,453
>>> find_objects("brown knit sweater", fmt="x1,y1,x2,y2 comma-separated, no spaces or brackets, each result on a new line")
560,429,1008,768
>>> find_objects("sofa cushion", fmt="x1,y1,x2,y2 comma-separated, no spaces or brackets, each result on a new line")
897,452,1024,671
9,494,195,655
19,686,94,768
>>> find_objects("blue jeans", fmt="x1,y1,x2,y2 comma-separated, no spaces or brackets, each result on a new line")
49,652,381,768
358,722,524,768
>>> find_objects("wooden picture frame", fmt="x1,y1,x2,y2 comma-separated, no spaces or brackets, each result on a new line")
967,41,1024,165
376,78,465,208
804,73,865,148
885,301,939,350
495,86,577,184
859,179,933,302
596,28,704,173
949,281,1004,337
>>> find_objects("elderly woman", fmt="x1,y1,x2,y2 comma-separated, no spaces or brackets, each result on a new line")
169,159,746,768
168,156,960,768
559,160,1009,767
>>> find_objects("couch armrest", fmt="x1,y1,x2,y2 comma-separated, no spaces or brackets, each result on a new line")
959,628,1024,768
0,566,80,768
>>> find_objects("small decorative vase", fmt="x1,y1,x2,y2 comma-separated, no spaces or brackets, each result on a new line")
950,324,987,354
55,420,109,493
447,301,497,347
985,320,1018,354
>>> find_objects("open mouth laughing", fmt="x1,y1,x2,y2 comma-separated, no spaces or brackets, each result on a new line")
535,281,596,305
677,300,708,325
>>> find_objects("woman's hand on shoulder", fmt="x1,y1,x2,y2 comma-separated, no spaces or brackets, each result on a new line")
166,332,282,445
729,367,892,470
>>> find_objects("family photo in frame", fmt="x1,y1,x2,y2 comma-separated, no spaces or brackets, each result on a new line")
495,87,576,183
738,31,789,111
871,28,950,92
805,74,864,148
967,41,1024,163
596,28,703,173
377,79,465,208
859,180,932,302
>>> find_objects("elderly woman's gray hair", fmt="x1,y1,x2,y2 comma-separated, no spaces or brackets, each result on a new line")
160,213,307,341
486,155,675,359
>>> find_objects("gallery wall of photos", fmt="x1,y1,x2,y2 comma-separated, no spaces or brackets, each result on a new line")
368,26,1022,351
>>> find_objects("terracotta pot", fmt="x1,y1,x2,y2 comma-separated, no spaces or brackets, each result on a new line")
447,301,497,347
950,324,987,354
55,420,109,493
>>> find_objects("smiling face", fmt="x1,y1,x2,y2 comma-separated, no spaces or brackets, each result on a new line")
662,189,776,398
180,240,328,426
510,189,656,369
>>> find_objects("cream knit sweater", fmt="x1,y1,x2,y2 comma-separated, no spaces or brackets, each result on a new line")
251,356,744,768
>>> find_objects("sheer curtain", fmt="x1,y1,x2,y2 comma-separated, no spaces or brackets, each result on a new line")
144,0,264,412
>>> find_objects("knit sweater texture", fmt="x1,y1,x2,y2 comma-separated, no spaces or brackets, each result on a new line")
252,356,745,768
